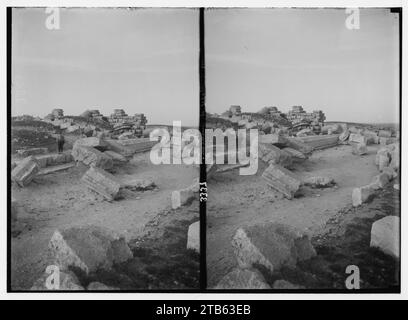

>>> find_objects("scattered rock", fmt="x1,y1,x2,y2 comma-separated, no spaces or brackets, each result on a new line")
81,166,122,201
303,176,335,188
352,143,368,155
11,156,40,187
231,223,316,273
73,137,108,151
123,178,156,192
262,164,301,199
171,188,195,209
187,221,200,253
72,145,113,170
393,184,400,190
215,268,271,289
49,225,133,274
378,130,392,138
339,129,350,142
370,173,390,190
349,133,367,145
370,216,399,259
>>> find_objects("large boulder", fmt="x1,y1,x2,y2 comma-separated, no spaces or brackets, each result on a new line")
258,144,292,168
123,178,156,192
35,152,74,168
370,216,400,259
72,145,113,170
378,130,392,138
11,156,39,187
81,166,122,201
370,173,390,190
49,225,133,274
215,268,270,289
231,223,316,273
262,163,301,199
73,137,108,151
349,133,367,145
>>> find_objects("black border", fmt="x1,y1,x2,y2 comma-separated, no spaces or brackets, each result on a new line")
7,6,402,294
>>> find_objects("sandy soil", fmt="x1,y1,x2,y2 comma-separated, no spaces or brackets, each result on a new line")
11,152,199,290
206,144,388,287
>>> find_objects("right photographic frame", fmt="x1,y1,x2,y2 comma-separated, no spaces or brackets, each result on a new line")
204,7,401,292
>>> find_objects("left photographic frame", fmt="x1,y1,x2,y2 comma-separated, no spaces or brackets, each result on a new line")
8,7,201,292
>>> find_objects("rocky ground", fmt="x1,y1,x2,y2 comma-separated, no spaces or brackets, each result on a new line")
207,144,399,289
11,151,199,290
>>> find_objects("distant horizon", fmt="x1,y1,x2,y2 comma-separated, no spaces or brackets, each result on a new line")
206,8,400,124
12,8,199,127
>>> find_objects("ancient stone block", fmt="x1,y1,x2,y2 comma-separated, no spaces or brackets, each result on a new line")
231,223,316,273
187,221,200,253
11,156,39,187
370,216,399,259
35,152,74,168
49,225,133,274
378,130,392,138
17,147,48,157
262,164,301,199
349,133,367,145
215,268,270,289
104,150,128,164
352,185,375,207
258,144,292,168
81,166,122,201
72,145,113,170
297,135,339,150
352,143,368,155
282,147,307,160
362,130,379,144
73,137,108,151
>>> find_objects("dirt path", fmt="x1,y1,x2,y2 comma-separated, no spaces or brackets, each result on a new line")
206,144,383,287
11,152,198,290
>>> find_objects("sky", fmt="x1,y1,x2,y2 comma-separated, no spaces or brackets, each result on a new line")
206,8,400,124
12,8,199,126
